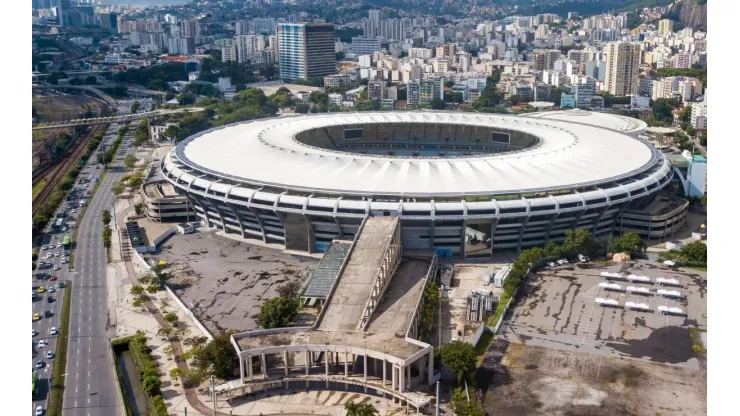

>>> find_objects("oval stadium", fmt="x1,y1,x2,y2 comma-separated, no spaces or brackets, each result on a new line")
159,111,678,257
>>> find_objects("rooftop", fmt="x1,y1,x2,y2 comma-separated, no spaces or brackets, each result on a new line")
172,111,656,197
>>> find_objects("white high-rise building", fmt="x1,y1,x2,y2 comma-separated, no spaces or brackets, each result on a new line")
604,42,641,96
235,34,266,64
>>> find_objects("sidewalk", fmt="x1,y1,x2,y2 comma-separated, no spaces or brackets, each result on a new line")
113,195,226,415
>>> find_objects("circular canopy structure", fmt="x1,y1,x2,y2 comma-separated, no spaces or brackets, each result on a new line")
522,109,648,137
174,112,655,198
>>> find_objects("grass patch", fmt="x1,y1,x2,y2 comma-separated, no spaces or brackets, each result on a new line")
474,330,495,366
33,180,47,199
487,291,512,327
686,266,707,272
49,281,72,416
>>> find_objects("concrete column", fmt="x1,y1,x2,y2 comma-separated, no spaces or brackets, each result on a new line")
326,350,330,388
382,358,387,387
247,355,253,379
392,365,397,402
427,349,434,385
363,354,368,393
284,350,289,376
305,350,310,375
399,365,405,393
239,355,245,384
406,365,411,389
363,354,368,382
260,353,267,379
344,352,349,377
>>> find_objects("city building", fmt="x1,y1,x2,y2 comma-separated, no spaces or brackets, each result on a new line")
368,80,385,100
161,111,670,256
277,23,336,81
324,74,354,88
253,18,277,34
221,45,237,62
235,35,266,64
352,36,382,55
142,180,196,223
180,19,201,38
168,37,194,55
604,42,641,96
531,49,561,71
573,78,596,109
658,19,674,35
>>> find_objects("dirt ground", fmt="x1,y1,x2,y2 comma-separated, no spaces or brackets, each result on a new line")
478,341,707,416
149,230,318,334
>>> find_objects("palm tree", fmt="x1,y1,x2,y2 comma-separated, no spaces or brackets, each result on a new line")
344,401,378,416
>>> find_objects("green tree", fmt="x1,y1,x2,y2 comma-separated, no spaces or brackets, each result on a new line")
344,401,378,416
130,285,145,296
258,296,299,329
131,100,140,114
276,281,301,300
439,341,477,384
164,312,178,324
681,241,707,263
127,174,144,190
543,241,563,258
157,327,173,339
177,92,196,105
561,229,596,257
111,181,125,196
102,209,112,226
142,375,161,396
430,98,446,110
196,332,239,379
295,103,310,114
450,388,486,416
507,94,522,106
607,232,646,254
124,154,138,171
163,124,181,141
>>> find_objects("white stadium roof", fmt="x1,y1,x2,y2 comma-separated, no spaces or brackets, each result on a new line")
522,109,648,135
175,112,655,197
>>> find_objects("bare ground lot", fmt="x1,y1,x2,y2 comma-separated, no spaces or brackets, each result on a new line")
478,341,706,416
497,260,706,367
148,230,318,334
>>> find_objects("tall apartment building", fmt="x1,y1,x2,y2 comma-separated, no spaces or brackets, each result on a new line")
419,78,444,102
168,37,194,55
253,18,277,34
672,53,693,69
409,48,433,60
531,49,561,71
235,34,266,64
435,44,456,58
352,36,382,55
277,23,336,81
658,19,674,35
234,20,250,35
368,80,385,100
180,19,200,38
221,45,237,62
604,42,641,96
407,81,420,105
573,78,596,109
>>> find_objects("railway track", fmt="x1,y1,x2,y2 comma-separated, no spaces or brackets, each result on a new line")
32,96,111,218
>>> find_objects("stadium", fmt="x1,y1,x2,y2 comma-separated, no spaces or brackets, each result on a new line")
160,110,676,257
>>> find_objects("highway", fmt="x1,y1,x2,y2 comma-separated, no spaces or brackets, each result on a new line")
60,121,136,416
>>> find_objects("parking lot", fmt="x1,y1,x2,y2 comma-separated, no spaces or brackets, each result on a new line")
498,259,707,367
147,230,318,334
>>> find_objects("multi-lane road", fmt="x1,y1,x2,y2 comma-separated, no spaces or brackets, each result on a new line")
33,119,138,416
62,122,139,416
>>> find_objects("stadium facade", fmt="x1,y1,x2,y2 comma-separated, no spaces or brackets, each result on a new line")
160,111,675,257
